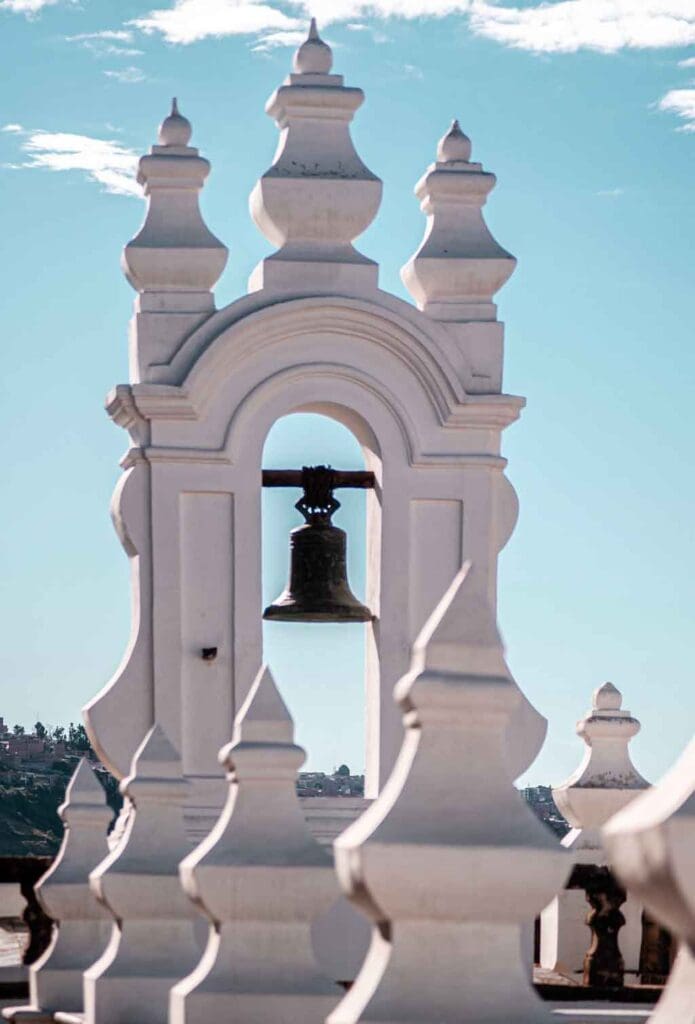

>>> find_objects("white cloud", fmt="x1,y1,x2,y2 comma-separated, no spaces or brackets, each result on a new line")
658,87,695,130
596,187,624,196
128,0,470,45
469,0,695,54
678,55,695,66
130,0,302,44
252,28,307,50
9,129,140,196
1,123,24,133
0,0,68,13
66,30,144,57
69,30,136,42
293,0,469,20
103,66,147,83
125,0,695,55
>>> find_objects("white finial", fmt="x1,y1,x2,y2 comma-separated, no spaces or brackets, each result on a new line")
594,681,622,711
123,721,184,786
437,119,472,163
409,562,506,680
552,682,648,844
59,756,112,823
29,758,112,1017
330,567,566,1024
87,723,200,1024
122,100,228,330
158,97,192,147
173,665,340,1023
227,664,294,747
401,119,515,325
293,18,332,75
248,20,381,295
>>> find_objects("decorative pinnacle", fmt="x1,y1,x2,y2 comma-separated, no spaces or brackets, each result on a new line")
158,97,192,147
437,118,472,163
58,757,110,825
593,681,623,712
122,723,184,797
228,665,295,751
293,17,333,75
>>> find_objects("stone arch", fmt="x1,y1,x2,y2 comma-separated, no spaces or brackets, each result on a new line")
89,293,538,802
163,295,473,452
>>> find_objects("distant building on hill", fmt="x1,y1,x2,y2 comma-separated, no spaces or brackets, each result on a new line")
522,785,570,838
297,766,364,798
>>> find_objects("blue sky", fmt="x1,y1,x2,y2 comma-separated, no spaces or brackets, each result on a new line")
1,0,694,788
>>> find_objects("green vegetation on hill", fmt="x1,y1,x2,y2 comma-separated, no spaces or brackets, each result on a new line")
0,723,121,857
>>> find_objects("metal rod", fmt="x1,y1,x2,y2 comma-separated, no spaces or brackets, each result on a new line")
262,469,375,489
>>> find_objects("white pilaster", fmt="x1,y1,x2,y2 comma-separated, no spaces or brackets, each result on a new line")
171,665,341,1024
605,735,695,1022
542,682,649,976
249,20,382,296
84,725,200,1024
329,563,568,1024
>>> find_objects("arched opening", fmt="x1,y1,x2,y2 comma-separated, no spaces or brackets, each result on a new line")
262,413,372,785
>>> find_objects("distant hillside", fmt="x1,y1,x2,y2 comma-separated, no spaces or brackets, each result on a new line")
0,770,69,857
0,760,120,858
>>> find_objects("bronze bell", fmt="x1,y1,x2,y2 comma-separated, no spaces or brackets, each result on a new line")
263,466,374,623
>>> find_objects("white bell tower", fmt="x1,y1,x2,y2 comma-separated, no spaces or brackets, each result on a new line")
84,23,544,832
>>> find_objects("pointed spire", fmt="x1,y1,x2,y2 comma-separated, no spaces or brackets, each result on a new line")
230,665,294,746
436,119,472,163
218,664,305,779
399,562,545,782
126,721,185,784
293,18,333,75
410,562,507,679
594,681,622,711
158,96,192,147
59,756,111,826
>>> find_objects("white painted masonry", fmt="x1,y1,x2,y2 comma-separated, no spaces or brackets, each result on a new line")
83,23,543,828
